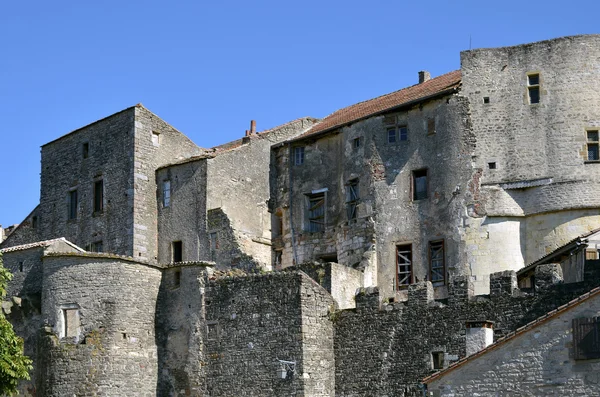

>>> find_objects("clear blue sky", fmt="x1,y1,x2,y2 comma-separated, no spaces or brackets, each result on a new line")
1,0,598,227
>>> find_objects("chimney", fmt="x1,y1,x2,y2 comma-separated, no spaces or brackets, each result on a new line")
465,320,494,356
250,120,256,135
419,71,431,84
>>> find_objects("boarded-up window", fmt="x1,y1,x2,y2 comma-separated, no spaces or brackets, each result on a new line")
346,179,359,221
573,317,600,360
429,240,445,285
307,193,325,232
62,308,80,338
397,244,413,288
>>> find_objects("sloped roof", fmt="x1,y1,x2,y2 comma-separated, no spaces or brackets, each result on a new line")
423,284,600,384
0,238,85,254
295,70,461,141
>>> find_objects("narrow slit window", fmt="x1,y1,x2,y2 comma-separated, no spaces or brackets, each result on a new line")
93,180,104,213
346,179,359,221
82,142,89,159
396,244,413,288
587,130,599,161
68,190,78,219
307,193,325,232
163,180,171,207
528,73,540,104
429,240,445,285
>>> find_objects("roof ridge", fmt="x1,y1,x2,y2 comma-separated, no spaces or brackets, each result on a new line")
0,237,85,254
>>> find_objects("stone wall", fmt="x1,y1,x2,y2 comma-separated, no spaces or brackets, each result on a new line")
427,287,600,396
333,263,600,396
38,254,162,396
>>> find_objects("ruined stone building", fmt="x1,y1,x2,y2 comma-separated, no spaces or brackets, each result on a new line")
1,34,600,396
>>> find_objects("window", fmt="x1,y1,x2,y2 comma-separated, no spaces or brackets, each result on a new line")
209,232,218,251
174,270,181,288
93,180,104,213
18,262,23,272
412,169,428,200
488,162,497,169
172,241,183,263
346,179,359,220
432,352,444,369
61,306,80,338
483,96,490,104
306,192,325,232
352,137,361,149
163,180,171,207
429,240,445,285
87,241,103,253
396,244,413,288
68,190,78,219
527,73,540,104
587,130,599,161
31,216,38,229
427,118,436,135
152,131,160,147
573,317,600,360
294,146,305,165
82,142,89,159
387,126,408,143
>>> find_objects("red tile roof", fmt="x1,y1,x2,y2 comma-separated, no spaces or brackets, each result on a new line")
295,70,461,141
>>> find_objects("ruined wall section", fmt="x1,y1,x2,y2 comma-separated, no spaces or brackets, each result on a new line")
156,158,208,264
334,264,600,396
155,264,211,396
0,206,41,250
133,106,203,263
461,35,600,282
205,118,317,271
39,109,136,255
203,271,335,396
38,254,162,396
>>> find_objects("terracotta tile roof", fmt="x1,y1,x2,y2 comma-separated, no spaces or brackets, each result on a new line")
0,238,84,254
295,70,461,140
423,284,600,384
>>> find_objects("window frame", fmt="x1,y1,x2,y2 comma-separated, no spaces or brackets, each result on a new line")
412,169,428,201
93,179,104,214
163,180,171,208
429,240,445,286
68,189,78,220
306,191,326,232
527,72,541,104
586,129,599,162
352,137,361,149
346,179,359,221
172,241,183,263
396,243,413,289
294,146,305,165
387,125,408,143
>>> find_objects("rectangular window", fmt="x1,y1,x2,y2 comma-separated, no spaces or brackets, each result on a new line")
68,190,78,219
432,352,444,370
91,241,103,253
528,73,540,104
412,169,428,200
82,142,89,159
172,241,183,263
31,216,38,229
387,126,408,143
587,130,599,161
346,179,359,221
352,137,361,149
174,270,181,288
396,244,413,288
307,193,325,232
152,131,160,147
427,118,436,135
163,180,171,207
429,240,445,285
62,307,80,338
387,128,397,143
209,232,218,251
93,180,104,213
398,126,408,141
573,317,600,360
294,146,305,165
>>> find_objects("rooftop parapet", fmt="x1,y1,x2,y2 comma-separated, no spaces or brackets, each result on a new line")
355,286,380,311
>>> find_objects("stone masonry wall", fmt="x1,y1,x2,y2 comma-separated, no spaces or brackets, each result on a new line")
427,287,600,396
38,254,162,396
333,263,600,396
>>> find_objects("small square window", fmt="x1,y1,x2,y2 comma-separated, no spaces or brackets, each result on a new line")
527,73,540,104
483,97,490,104
488,162,497,169
294,147,305,165
352,137,361,149
587,130,599,161
82,142,89,159
412,169,428,201
152,131,160,147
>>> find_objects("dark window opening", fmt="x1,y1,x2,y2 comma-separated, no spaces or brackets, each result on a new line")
429,240,445,285
93,180,104,213
174,270,181,288
528,73,540,104
573,317,600,360
307,192,325,232
18,262,23,272
396,244,413,289
587,130,599,161
172,241,183,263
488,162,497,169
86,241,103,253
427,118,436,135
412,169,428,201
82,142,89,159
352,137,361,149
483,97,490,104
319,253,338,263
432,352,444,369
31,216,38,229
346,179,359,221
68,190,78,220
294,146,305,165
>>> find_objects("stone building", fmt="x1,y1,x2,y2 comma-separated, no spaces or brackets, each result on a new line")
1,34,600,396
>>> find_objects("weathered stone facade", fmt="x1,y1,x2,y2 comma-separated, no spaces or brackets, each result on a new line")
1,35,600,396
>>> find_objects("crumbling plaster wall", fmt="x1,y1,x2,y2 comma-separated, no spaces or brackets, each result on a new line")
334,264,600,396
460,35,600,291
38,254,162,396
427,287,600,396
